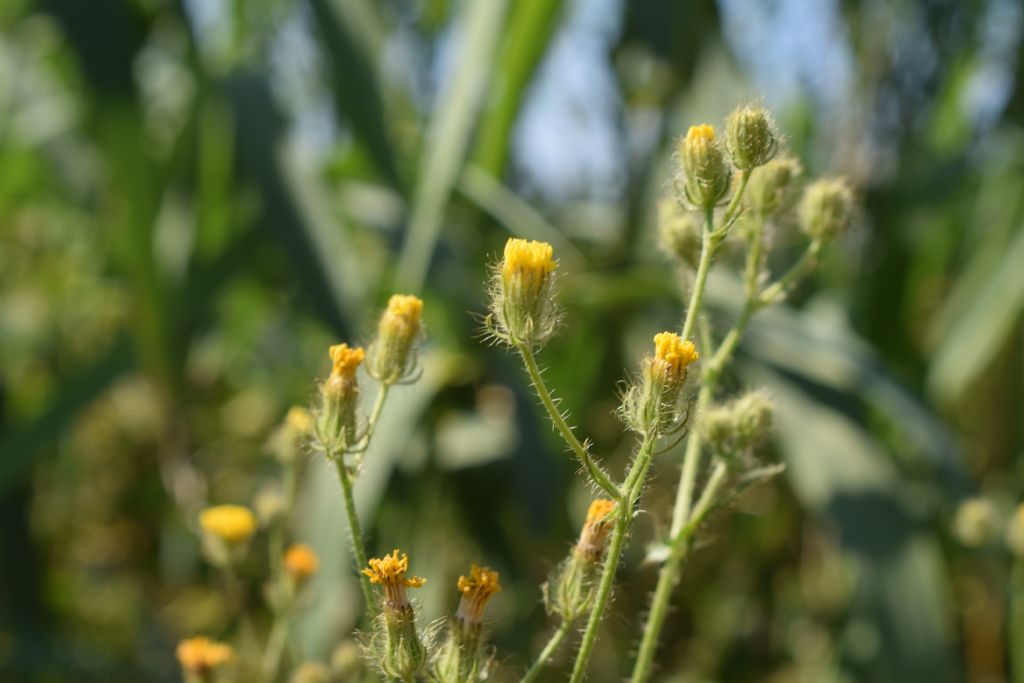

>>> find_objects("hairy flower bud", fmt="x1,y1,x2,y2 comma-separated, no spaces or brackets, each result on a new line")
745,155,802,218
621,333,699,435
432,565,501,683
363,550,428,680
725,104,779,171
699,390,774,458
316,344,364,453
544,499,617,622
678,124,731,209
657,196,701,267
798,178,854,241
490,238,560,349
368,295,424,385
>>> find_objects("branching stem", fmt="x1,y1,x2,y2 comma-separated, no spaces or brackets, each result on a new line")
517,343,622,501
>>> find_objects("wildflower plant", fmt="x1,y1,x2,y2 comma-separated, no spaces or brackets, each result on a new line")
175,101,854,683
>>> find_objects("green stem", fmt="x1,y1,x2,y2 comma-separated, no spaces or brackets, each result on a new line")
365,385,390,443
334,458,375,610
262,610,290,682
630,460,727,683
517,343,621,501
716,170,751,236
680,207,716,343
1012,559,1024,683
759,239,821,306
568,436,656,683
520,619,574,683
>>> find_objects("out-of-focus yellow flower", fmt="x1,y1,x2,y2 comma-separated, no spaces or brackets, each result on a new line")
456,564,501,625
285,405,313,434
176,636,234,676
199,505,256,545
284,544,320,584
363,549,426,608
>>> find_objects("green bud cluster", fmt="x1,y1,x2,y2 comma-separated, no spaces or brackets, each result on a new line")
699,390,774,458
657,196,702,267
745,155,802,218
798,178,854,241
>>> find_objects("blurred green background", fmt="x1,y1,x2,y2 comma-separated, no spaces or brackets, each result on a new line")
1,0,1023,681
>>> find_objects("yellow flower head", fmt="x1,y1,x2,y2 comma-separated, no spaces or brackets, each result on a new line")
286,406,312,434
383,294,424,330
501,238,557,286
576,498,617,561
329,343,365,382
199,505,256,545
368,295,424,384
455,563,501,625
176,636,234,675
679,124,730,209
685,124,716,146
652,332,699,381
284,543,320,583
363,549,426,608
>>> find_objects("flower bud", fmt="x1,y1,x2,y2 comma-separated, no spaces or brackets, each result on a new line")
289,662,330,683
268,406,312,465
176,636,234,683
284,543,320,587
316,343,364,453
367,295,424,385
953,498,999,547
432,565,501,683
544,499,617,621
798,178,854,241
745,155,802,218
620,333,699,435
491,238,560,349
657,196,701,267
198,505,256,567
699,390,774,458
725,104,779,171
678,124,731,209
363,550,428,680
331,640,364,680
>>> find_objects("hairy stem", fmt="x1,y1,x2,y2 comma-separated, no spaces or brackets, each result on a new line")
680,207,717,343
517,343,621,501
333,457,375,610
520,619,574,683
569,436,656,683
631,459,728,683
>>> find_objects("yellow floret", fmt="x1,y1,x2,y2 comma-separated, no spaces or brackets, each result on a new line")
329,344,365,381
653,332,699,379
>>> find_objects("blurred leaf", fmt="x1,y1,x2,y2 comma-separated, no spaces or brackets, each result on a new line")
395,0,510,292
308,0,402,191
458,164,584,268
470,0,566,176
927,223,1024,403
0,339,133,494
